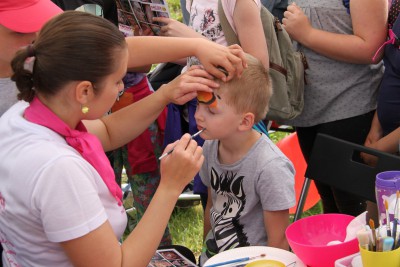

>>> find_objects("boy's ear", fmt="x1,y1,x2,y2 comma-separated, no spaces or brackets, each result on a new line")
239,112,255,131
75,81,94,105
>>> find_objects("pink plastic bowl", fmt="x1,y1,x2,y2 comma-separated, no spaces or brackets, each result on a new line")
285,214,359,267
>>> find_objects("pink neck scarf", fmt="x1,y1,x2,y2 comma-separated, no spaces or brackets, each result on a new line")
25,97,122,205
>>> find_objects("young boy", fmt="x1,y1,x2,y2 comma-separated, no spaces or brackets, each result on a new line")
154,0,269,212
195,54,296,265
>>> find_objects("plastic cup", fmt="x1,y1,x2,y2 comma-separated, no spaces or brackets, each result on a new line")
375,171,400,225
359,245,400,267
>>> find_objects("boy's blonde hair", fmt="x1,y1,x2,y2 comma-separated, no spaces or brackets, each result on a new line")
218,53,272,123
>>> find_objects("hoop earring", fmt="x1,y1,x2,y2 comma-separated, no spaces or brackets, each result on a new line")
81,106,89,114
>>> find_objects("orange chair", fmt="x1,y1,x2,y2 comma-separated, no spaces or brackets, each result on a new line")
276,133,320,216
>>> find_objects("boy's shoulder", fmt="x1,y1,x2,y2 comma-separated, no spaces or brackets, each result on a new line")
252,134,288,158
202,134,292,168
248,134,294,172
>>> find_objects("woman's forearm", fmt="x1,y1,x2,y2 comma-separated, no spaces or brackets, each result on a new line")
125,37,246,81
96,87,168,151
375,127,400,154
121,184,181,267
126,37,206,68
121,136,203,267
284,0,387,64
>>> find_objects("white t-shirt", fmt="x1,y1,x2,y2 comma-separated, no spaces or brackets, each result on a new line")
0,101,127,267
186,0,261,40
199,135,295,265
185,0,261,66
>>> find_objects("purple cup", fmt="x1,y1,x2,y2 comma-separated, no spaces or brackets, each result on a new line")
375,171,400,225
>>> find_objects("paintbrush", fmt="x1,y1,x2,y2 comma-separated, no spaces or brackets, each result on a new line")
395,191,400,249
159,128,206,160
385,199,392,237
393,191,399,249
369,219,377,251
376,229,383,252
204,254,266,267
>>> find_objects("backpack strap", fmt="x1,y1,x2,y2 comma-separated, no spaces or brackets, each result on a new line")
217,0,241,45
372,29,400,62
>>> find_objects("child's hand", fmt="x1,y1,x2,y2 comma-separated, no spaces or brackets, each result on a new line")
364,117,383,147
360,146,379,167
159,134,204,194
282,3,312,44
153,17,201,38
196,41,247,81
135,24,154,36
159,65,219,105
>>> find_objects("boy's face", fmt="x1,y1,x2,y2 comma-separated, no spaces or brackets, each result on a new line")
194,89,243,141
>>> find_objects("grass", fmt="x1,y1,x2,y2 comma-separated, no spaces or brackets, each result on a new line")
166,0,184,23
169,205,205,258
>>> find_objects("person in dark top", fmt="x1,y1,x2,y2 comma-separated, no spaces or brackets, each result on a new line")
362,1,400,165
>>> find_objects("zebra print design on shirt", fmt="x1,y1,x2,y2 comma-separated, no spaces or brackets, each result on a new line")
206,168,250,258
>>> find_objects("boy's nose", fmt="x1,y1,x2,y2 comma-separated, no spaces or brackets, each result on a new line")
194,106,204,122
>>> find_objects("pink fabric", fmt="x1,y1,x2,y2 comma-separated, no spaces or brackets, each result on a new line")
25,97,122,205
372,29,398,62
0,0,62,33
124,76,167,175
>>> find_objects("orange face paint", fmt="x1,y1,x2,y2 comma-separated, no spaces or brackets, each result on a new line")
196,67,227,108
197,91,217,108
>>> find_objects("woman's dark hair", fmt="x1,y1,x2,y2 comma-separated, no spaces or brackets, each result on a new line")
11,11,126,102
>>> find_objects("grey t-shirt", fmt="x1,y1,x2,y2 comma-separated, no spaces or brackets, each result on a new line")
199,134,295,265
0,78,18,117
284,0,384,127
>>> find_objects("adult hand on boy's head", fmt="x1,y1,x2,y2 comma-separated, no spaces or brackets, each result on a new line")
159,134,204,194
160,65,219,105
227,44,247,77
196,41,247,82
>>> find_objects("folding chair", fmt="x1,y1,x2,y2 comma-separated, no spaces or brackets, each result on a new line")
294,133,400,221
